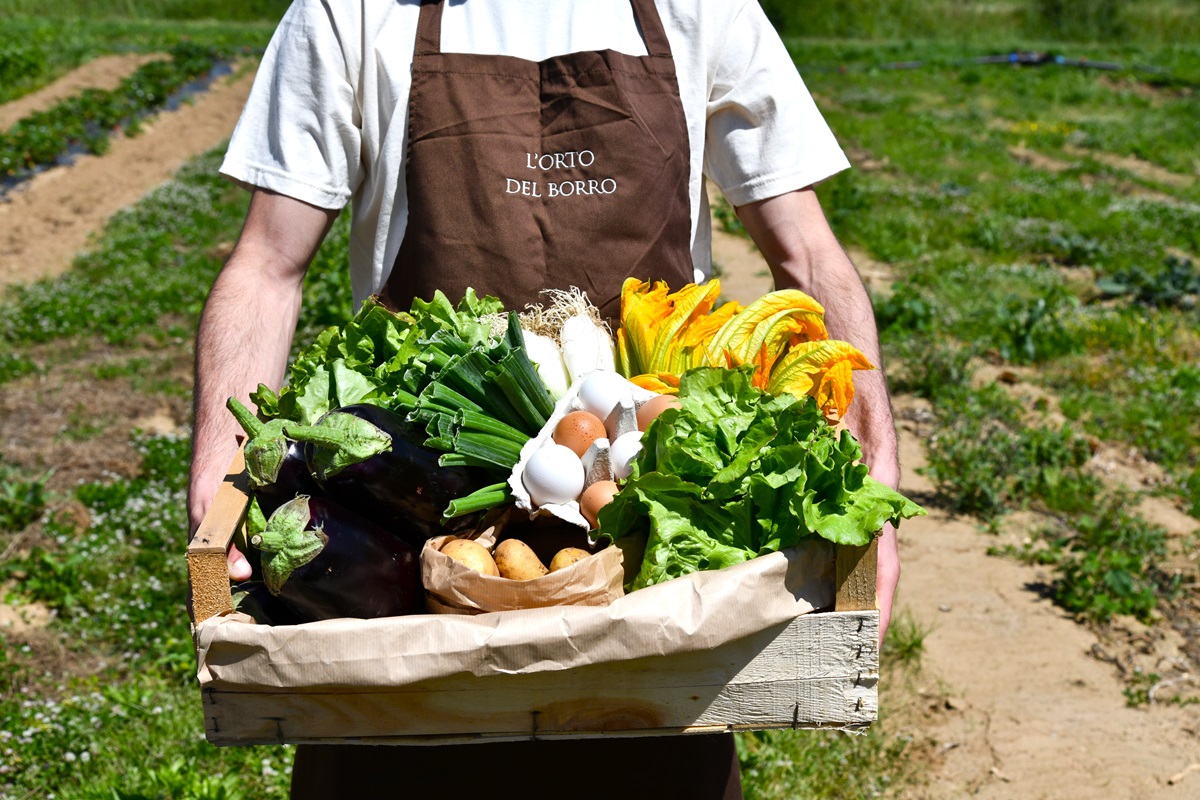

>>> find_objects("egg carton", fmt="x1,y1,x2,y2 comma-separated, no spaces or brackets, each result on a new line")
508,370,658,529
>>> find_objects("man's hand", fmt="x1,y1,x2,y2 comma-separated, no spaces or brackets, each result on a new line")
735,187,901,646
189,189,338,580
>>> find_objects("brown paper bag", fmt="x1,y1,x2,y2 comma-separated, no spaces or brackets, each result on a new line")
422,533,625,614
195,539,835,691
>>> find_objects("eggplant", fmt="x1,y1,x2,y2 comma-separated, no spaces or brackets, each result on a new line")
251,495,422,622
230,580,308,626
226,397,321,515
282,404,488,547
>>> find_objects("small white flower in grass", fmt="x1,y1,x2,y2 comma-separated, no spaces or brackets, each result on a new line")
64,752,76,763
80,752,90,763
151,707,162,715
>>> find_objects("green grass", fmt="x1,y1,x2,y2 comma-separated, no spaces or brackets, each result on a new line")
0,147,352,367
0,0,288,20
1,43,227,177
806,35,1200,518
0,14,278,106
764,0,1200,44
0,433,294,799
738,724,918,800
0,459,48,533
995,495,1181,623
804,31,1199,626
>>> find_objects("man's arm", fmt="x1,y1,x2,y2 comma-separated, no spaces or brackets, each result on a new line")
189,189,339,578
735,187,900,645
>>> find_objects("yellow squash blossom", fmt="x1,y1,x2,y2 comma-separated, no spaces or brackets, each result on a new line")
768,340,875,419
618,278,874,418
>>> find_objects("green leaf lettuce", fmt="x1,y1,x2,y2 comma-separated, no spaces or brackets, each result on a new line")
598,366,924,589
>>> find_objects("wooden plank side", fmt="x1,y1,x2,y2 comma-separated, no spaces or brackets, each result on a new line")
202,611,878,745
204,675,875,746
187,450,250,624
835,537,878,612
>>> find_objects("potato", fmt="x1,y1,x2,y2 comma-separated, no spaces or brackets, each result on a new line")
499,518,595,565
493,538,549,581
440,538,499,577
548,547,591,573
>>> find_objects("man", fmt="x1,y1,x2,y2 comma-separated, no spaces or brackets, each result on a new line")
189,1,900,796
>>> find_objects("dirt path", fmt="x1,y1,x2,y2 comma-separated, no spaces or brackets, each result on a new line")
702,219,1200,798
892,404,1200,799
0,63,256,289
0,53,167,131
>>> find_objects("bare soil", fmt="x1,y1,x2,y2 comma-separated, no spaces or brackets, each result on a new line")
0,53,168,131
1,56,1199,798
0,61,257,289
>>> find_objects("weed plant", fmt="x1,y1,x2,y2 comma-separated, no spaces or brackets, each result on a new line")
919,384,1104,520
0,43,225,178
0,148,352,371
1000,497,1179,623
0,435,294,799
0,0,290,22
767,0,1200,44
0,15,276,106
0,459,47,532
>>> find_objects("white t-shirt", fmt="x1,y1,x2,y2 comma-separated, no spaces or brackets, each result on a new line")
220,0,850,306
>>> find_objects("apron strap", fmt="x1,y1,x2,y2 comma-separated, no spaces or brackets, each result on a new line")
629,0,674,59
415,0,674,59
414,0,445,56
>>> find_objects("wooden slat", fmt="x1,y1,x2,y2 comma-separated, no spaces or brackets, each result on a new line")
834,537,878,612
187,450,250,624
202,611,878,745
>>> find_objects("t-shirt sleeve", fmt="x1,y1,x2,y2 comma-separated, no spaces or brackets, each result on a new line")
220,0,361,209
703,0,850,207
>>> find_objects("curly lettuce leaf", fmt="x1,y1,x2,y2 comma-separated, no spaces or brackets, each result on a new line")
599,366,924,588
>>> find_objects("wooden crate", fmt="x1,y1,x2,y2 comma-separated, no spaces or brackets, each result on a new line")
188,452,880,745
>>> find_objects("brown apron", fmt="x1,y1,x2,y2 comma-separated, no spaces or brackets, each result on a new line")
378,0,695,324
296,2,740,798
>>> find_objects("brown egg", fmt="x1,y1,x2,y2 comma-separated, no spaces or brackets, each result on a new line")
580,480,620,529
553,410,607,457
636,394,682,431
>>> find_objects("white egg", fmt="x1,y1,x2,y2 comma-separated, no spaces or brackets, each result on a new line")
609,430,644,480
577,370,632,421
522,444,586,506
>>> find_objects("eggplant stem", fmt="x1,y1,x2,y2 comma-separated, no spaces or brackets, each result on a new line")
227,396,266,438
282,423,348,449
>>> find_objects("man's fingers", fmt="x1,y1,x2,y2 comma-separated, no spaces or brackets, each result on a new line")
227,544,253,581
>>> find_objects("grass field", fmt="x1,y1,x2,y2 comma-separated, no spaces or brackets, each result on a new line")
1,1,1198,797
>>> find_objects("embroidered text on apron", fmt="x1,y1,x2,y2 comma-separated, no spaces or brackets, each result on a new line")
379,0,695,323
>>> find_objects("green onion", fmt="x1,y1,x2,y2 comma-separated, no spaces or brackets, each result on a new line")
444,482,511,519
457,410,529,445
454,432,525,470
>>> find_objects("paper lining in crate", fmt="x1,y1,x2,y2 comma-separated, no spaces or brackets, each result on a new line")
189,449,880,747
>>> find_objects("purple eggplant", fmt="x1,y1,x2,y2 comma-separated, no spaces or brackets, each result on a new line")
282,404,488,546
230,580,308,626
251,495,422,622
226,397,321,515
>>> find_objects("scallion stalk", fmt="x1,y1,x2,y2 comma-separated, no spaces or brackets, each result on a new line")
443,482,511,519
